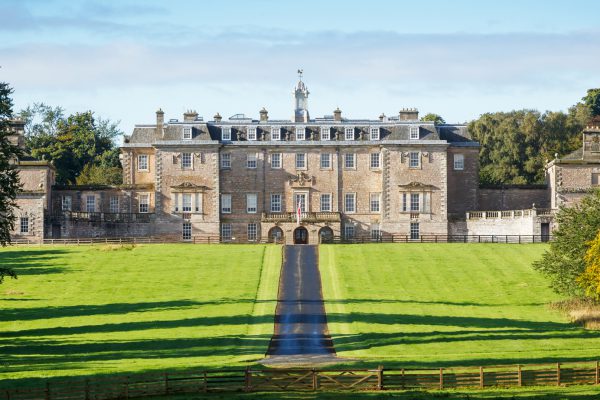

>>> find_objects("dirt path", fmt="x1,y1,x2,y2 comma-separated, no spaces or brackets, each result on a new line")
263,245,337,365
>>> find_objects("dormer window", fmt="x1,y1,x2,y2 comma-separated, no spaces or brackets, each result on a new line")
410,126,419,140
183,127,192,140
296,127,305,141
370,127,380,140
321,127,330,141
271,127,281,141
247,127,257,141
222,127,231,141
345,127,354,141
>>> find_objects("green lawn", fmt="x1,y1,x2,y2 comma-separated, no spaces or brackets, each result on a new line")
319,243,600,367
0,244,281,384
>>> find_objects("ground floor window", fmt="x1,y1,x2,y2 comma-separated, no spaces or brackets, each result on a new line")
221,223,232,241
344,225,355,240
410,222,420,240
182,222,192,240
139,194,149,213
247,223,257,241
371,224,381,241
20,217,29,234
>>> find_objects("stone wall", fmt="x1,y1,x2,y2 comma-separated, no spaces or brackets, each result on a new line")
463,210,556,236
478,186,550,210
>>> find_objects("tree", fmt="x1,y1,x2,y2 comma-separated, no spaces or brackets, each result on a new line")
24,111,123,184
582,89,600,117
76,162,122,185
533,190,600,297
421,113,446,124
577,231,600,301
0,82,23,283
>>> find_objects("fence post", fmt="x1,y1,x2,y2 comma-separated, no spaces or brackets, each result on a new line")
203,371,208,392
124,376,129,399
45,381,50,400
84,378,90,400
377,365,384,390
244,367,251,392
401,368,405,390
479,366,484,388
164,372,169,395
312,369,318,391
439,368,444,390
5,389,10,400
557,363,561,386
596,361,599,385
517,365,522,387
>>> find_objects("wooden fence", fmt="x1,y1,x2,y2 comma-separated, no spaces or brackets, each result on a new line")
10,234,552,246
2,362,599,399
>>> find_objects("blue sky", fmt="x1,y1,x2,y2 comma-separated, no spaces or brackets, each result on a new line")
1,0,599,134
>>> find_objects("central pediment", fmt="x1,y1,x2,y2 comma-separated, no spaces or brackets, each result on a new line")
398,181,439,191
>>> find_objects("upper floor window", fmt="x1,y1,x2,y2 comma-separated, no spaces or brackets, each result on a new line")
247,153,257,169
20,217,29,234
271,127,281,141
139,194,150,213
182,152,192,169
409,152,420,168
344,153,356,169
222,127,231,141
296,127,305,141
220,153,231,169
370,193,381,213
320,153,331,169
370,127,380,140
221,194,232,213
410,193,420,211
370,152,381,169
271,153,282,169
183,127,192,140
296,153,306,169
182,193,192,212
270,194,282,212
410,126,419,140
137,154,148,171
61,195,72,211
246,193,257,213
345,127,354,141
320,193,332,212
453,154,464,170
247,127,257,141
344,193,356,213
321,127,330,141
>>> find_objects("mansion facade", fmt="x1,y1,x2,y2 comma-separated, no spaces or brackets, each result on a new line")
8,78,600,244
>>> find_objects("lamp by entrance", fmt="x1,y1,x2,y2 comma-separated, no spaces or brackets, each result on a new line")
293,226,309,244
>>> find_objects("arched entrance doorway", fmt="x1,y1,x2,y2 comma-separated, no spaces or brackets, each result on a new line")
318,227,334,243
268,227,284,243
293,227,309,244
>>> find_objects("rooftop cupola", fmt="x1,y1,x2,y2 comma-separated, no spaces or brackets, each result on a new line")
260,107,269,122
293,69,310,123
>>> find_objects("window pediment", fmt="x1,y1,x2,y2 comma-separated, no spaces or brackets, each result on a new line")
398,182,439,191
171,182,211,192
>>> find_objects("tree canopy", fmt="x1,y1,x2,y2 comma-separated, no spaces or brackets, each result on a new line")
420,113,446,124
0,82,22,283
582,88,600,117
469,104,590,185
578,231,600,301
533,190,600,297
20,105,123,185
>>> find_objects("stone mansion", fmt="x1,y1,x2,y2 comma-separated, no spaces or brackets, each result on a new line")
8,78,600,244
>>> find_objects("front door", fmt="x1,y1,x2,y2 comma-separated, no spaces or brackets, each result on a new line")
541,223,550,242
294,227,309,244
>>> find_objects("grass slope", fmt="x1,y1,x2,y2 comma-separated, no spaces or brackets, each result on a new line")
0,244,281,384
319,243,600,367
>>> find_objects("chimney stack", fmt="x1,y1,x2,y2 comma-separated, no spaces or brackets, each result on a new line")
183,110,198,122
214,112,222,123
259,107,269,122
379,113,386,122
156,108,164,137
333,107,342,122
399,108,419,121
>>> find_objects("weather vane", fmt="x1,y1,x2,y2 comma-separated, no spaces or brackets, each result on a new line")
297,69,303,80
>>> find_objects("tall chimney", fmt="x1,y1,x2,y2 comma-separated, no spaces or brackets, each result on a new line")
399,108,419,121
259,107,268,122
214,112,222,123
379,113,386,122
183,110,198,122
333,107,342,122
156,108,164,137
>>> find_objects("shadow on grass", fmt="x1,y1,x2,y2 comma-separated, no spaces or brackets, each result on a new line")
0,249,69,276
